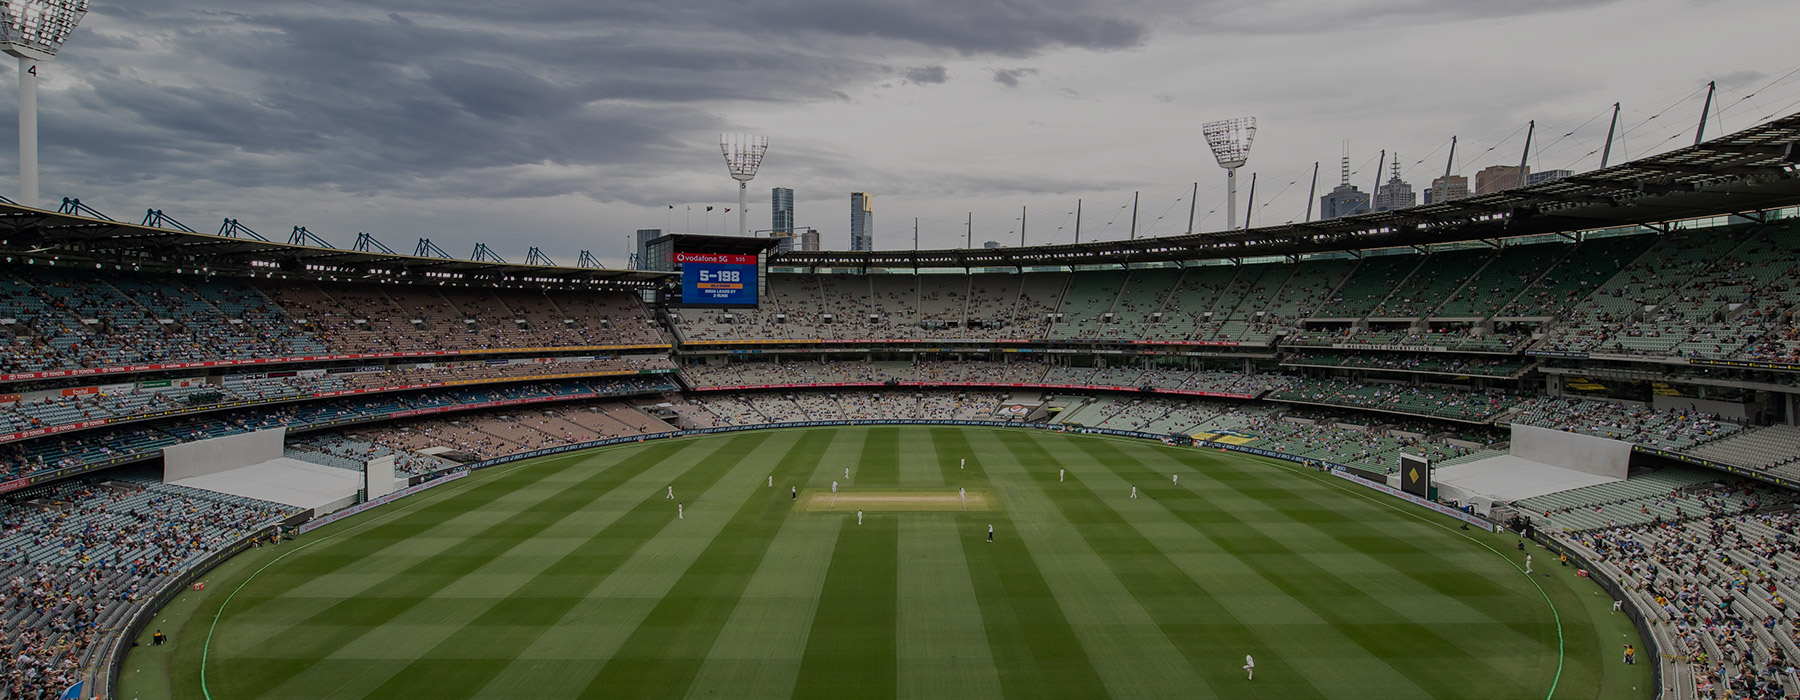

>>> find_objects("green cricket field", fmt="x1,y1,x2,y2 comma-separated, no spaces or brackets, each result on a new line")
121,426,1652,699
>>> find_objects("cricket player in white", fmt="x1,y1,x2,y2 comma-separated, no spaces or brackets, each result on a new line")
857,510,863,525
768,475,773,487
832,480,838,494
1173,474,1179,485
678,503,684,519
960,458,965,470
1525,554,1532,573
1059,468,1065,482
666,485,674,500
959,487,966,510
1130,485,1137,499
844,467,850,479
1243,655,1254,680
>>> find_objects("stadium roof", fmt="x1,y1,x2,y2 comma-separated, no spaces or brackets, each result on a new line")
0,202,674,288
775,112,1800,269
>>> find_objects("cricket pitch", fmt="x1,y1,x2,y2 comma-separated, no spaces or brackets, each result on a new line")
802,489,994,511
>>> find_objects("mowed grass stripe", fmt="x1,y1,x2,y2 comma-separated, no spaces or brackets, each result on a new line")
855,426,901,486
461,431,800,697
214,437,745,699
1118,441,1551,644
1002,431,1325,699
677,428,866,700
574,430,838,699
931,428,1111,700
897,515,1004,700
303,433,783,700
1050,434,1542,699
895,426,942,487
1105,439,1556,663
234,449,632,612
791,516,899,700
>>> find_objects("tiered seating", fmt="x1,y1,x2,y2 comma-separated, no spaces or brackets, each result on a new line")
1268,378,1523,422
1097,268,1180,340
1437,245,1561,318
1535,227,1755,355
1553,507,1800,698
1258,259,1357,335
1314,255,1419,319
1370,249,1486,318
0,376,678,481
1508,397,1743,450
1282,352,1531,377
1203,264,1295,345
1683,424,1800,475
1048,271,1127,339
1147,265,1238,341
0,472,296,697
1517,467,1750,531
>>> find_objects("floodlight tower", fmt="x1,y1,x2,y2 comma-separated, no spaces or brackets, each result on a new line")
720,133,768,237
0,0,86,209
1203,117,1257,230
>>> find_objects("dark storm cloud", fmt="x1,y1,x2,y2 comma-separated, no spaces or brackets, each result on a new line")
30,0,1156,213
904,66,949,85
992,68,1037,88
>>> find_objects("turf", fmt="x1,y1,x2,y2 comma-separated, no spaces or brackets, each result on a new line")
120,427,1654,700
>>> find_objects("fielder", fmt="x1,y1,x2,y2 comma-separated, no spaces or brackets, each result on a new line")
1173,474,1179,485
845,467,850,479
678,503,684,520
768,475,773,487
1243,655,1254,680
791,486,797,500
960,458,965,470
987,524,994,542
857,510,864,525
1059,468,1065,482
1130,486,1138,499
832,480,839,494
666,485,674,500
959,487,967,510
1525,554,1533,574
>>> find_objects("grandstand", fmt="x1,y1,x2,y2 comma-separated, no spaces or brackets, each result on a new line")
0,110,1786,700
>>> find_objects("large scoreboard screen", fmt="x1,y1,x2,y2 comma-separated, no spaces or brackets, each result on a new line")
676,251,759,306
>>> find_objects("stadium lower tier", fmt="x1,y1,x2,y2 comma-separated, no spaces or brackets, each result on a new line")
0,375,681,487
5,385,1790,700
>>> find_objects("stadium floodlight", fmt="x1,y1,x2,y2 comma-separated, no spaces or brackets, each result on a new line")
0,0,85,209
1203,117,1256,231
720,133,768,237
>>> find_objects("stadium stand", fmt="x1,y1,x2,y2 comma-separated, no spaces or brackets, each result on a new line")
1559,507,1800,699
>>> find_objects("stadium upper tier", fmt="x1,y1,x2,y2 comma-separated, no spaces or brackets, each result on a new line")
676,215,1800,360
0,269,667,379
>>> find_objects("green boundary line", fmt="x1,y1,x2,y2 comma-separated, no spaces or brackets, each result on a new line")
196,457,545,700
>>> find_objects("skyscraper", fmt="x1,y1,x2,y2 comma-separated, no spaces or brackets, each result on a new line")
1373,157,1415,211
1319,155,1370,220
1475,165,1529,194
850,192,874,251
770,187,796,253
771,187,794,235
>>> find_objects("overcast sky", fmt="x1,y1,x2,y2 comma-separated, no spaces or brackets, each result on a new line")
19,0,1800,265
